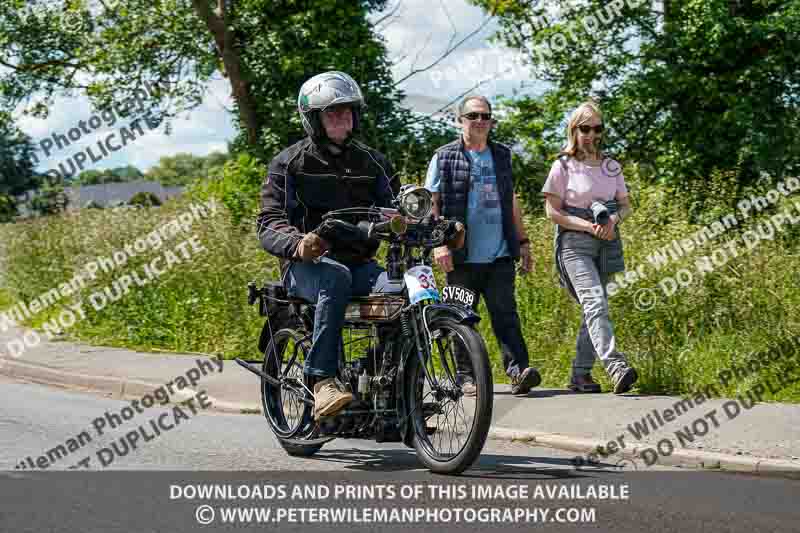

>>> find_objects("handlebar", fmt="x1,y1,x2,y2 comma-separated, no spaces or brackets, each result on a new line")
366,219,393,238
365,216,408,239
314,213,461,250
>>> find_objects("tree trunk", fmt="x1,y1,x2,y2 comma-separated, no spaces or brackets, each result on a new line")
190,0,261,147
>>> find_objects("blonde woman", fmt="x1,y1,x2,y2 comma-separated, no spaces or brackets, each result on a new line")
541,100,638,394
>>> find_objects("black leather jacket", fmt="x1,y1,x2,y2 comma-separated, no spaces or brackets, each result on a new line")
257,137,400,273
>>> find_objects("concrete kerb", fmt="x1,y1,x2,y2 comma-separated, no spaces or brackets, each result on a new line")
3,356,800,478
489,426,800,480
1,358,124,397
0,357,262,415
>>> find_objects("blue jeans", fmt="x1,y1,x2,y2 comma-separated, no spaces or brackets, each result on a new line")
283,258,384,378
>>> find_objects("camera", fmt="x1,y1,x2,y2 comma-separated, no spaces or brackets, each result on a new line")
590,201,610,225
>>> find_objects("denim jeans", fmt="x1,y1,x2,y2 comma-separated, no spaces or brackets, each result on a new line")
283,257,384,378
446,257,530,379
558,232,629,378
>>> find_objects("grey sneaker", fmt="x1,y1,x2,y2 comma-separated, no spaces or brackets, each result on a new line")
511,367,542,395
611,366,638,394
569,374,602,393
457,375,477,397
314,377,354,420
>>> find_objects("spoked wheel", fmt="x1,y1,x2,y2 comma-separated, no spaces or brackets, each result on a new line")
261,327,323,457
406,317,492,474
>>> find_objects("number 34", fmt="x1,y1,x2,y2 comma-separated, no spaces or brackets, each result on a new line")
418,274,430,289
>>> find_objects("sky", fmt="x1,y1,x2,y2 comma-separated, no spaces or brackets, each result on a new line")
15,0,540,177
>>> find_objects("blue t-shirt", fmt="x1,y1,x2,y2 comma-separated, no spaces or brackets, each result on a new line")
425,149,509,264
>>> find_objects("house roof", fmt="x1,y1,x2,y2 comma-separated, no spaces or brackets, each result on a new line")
66,181,184,207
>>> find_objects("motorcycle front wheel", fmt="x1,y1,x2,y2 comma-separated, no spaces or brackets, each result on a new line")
261,327,323,457
405,317,493,474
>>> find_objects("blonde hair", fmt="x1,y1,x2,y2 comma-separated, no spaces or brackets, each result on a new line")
560,100,604,160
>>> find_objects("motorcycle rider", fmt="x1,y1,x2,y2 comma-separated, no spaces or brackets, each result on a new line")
256,71,400,420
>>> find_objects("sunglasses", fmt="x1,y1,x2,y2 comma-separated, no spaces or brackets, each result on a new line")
462,112,492,121
577,124,604,134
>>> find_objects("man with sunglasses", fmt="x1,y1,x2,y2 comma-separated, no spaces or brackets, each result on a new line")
424,95,541,396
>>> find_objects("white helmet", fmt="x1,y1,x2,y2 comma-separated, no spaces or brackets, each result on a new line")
297,71,364,140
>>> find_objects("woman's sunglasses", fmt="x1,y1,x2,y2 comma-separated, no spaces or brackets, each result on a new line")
577,124,604,134
462,112,492,121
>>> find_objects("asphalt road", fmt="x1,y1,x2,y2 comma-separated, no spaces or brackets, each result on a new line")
0,374,584,471
1,376,798,533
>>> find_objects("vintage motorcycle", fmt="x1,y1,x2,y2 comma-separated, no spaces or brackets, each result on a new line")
237,186,493,474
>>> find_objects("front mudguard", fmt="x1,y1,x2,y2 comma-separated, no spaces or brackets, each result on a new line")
422,302,481,327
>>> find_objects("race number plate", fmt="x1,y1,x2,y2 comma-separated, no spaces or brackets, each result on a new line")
441,285,476,308
404,265,440,304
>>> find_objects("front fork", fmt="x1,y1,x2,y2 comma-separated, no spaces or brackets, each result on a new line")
404,302,440,392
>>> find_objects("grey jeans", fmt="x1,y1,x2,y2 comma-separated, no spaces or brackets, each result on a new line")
559,231,629,378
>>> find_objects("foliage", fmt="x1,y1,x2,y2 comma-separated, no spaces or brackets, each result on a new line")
77,170,120,186
190,153,265,227
0,0,456,185
470,0,800,211
29,182,69,216
223,0,453,178
0,193,16,222
77,165,145,185
144,151,230,186
128,191,162,207
0,0,209,123
0,287,12,309
0,111,40,198
491,93,568,210
2,195,267,357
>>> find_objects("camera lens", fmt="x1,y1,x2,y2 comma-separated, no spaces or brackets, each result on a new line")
590,202,609,225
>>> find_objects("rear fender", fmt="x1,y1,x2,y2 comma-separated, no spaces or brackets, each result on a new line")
257,308,293,353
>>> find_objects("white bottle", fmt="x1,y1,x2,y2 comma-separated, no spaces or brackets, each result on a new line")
358,369,370,395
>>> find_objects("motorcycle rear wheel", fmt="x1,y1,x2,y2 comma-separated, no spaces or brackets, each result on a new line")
406,318,493,474
261,327,323,457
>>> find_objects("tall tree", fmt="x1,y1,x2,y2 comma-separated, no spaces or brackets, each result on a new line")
110,165,144,182
0,112,39,207
470,0,800,208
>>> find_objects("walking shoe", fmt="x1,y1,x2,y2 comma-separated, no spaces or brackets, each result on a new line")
314,377,354,420
461,380,477,397
456,375,477,397
511,367,542,395
611,366,638,394
568,374,602,393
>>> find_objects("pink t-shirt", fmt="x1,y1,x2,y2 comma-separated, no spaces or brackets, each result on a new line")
541,158,628,209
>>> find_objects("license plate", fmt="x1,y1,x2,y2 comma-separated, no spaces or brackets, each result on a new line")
441,285,476,308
